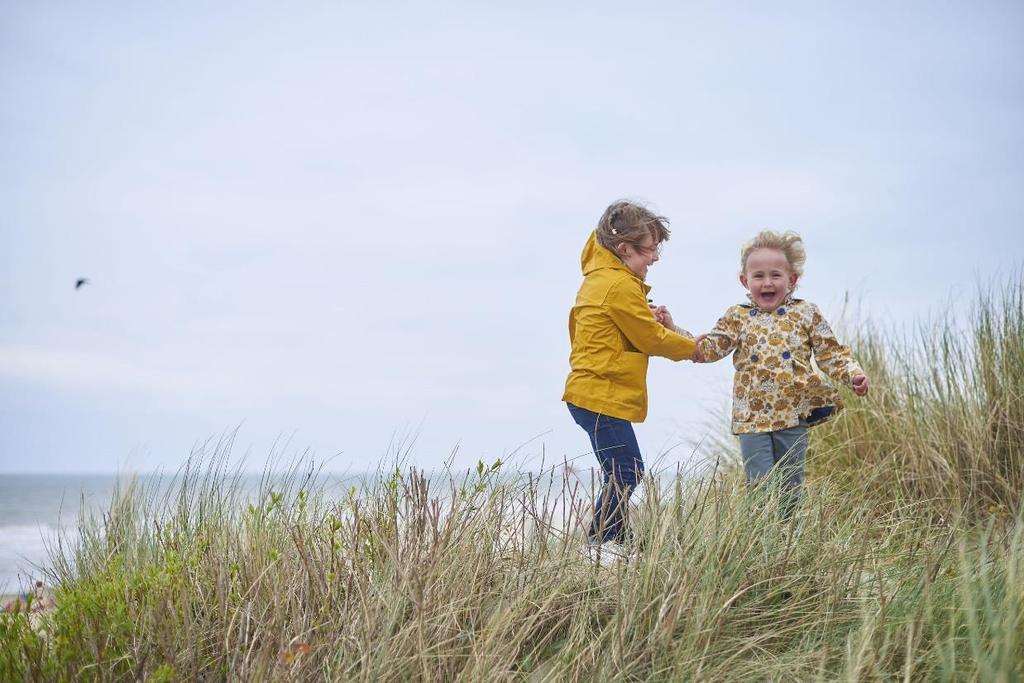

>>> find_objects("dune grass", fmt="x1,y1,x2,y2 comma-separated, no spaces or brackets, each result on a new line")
811,276,1024,520
2,275,1022,681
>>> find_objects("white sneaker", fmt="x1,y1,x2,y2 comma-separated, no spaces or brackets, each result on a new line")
583,540,631,567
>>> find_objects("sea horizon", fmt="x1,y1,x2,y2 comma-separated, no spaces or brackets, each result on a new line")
0,459,712,592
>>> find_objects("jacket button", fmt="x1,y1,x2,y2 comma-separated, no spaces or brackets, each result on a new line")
751,354,758,362
777,307,786,315
782,351,791,359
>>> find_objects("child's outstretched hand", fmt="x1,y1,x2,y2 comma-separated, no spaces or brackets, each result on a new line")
852,373,869,396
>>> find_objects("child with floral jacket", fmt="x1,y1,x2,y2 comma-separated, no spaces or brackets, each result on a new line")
665,230,869,512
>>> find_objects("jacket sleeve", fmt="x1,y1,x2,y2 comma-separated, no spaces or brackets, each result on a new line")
808,304,862,384
697,307,741,362
606,280,695,361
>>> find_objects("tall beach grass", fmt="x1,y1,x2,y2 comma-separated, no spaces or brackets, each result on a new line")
812,276,1024,520
2,274,1022,681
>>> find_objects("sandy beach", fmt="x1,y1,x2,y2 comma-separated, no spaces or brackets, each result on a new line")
1,585,55,615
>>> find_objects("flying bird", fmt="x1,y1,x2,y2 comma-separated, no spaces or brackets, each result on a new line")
75,278,90,290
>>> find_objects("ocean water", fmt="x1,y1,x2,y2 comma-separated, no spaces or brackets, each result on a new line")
0,475,120,592
0,466,640,592
0,472,356,592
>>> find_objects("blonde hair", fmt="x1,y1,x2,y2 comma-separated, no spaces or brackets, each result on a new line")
740,230,806,278
595,200,671,256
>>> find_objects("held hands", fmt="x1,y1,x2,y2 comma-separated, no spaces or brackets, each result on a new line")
649,303,706,363
852,373,870,396
691,336,706,363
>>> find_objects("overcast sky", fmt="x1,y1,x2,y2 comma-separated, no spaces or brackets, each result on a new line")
2,1,1022,475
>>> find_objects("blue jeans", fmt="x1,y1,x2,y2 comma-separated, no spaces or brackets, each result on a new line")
738,423,808,518
567,403,644,543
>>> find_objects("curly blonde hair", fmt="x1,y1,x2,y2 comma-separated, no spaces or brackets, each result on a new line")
739,230,806,278
595,200,671,255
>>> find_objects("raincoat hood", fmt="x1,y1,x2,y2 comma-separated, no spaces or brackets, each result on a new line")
579,233,651,295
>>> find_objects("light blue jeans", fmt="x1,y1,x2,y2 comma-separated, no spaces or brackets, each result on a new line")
738,423,808,517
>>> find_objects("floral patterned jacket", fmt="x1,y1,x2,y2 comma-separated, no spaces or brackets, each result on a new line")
696,296,863,434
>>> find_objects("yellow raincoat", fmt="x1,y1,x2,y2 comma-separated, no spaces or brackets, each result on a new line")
562,232,696,422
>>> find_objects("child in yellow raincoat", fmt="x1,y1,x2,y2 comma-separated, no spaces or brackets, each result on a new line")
563,200,697,564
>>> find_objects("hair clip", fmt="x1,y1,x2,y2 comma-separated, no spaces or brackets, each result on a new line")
611,228,618,235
